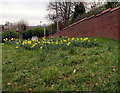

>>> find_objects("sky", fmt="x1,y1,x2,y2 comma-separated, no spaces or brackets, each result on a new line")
0,0,53,26
0,0,107,26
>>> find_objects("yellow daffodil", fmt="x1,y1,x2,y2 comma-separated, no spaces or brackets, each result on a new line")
80,38,83,40
88,40,90,42
34,43,37,45
40,46,43,49
68,38,70,40
15,42,19,44
6,38,8,40
27,41,31,44
76,38,79,41
3,39,6,41
66,42,71,46
63,40,67,42
15,46,19,48
11,38,14,40
72,38,74,40
3,38,8,41
31,45,35,48
83,37,88,41
47,42,50,44
94,39,97,41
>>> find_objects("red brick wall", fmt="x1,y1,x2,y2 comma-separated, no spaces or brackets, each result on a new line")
51,6,120,40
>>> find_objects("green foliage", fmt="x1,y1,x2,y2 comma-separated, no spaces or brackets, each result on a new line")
2,31,19,42
105,2,120,9
22,27,48,39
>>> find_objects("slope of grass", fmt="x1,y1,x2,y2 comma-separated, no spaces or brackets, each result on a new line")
0,44,2,92
2,37,120,91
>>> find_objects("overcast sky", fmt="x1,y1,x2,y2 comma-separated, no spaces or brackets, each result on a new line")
0,0,106,26
0,0,53,26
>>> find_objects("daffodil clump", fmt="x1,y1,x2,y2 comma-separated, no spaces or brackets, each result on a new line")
3,38,18,42
2,38,18,45
3,37,99,50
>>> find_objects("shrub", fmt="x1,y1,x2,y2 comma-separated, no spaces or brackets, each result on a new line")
2,31,19,42
105,2,120,9
22,27,49,39
72,2,86,22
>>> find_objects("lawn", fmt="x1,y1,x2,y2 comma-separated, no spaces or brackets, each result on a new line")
2,37,120,91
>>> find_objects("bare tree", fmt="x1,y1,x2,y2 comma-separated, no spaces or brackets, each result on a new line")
47,0,78,29
16,20,28,32
16,20,28,39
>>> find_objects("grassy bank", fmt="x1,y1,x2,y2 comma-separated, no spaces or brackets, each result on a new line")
2,37,120,91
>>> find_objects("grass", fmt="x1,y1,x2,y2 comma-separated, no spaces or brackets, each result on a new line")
2,37,120,91
0,44,2,92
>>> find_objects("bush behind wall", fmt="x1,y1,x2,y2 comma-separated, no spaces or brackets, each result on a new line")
2,31,19,41
22,27,48,39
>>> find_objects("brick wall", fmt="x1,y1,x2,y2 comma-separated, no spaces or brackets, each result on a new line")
51,6,120,40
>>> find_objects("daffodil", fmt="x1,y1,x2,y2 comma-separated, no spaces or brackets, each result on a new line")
11,38,14,40
31,45,35,48
6,38,8,41
68,38,70,40
40,46,43,49
63,40,67,42
66,42,70,46
3,38,8,41
3,39,6,41
72,38,74,40
88,40,90,42
15,46,19,48
47,42,50,44
76,38,79,41
94,39,97,41
83,37,88,41
15,42,19,44
27,41,31,44
80,38,83,40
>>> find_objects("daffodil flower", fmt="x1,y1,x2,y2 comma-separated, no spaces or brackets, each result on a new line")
15,46,19,48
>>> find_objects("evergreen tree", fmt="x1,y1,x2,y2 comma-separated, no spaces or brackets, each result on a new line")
72,2,86,22
105,2,120,9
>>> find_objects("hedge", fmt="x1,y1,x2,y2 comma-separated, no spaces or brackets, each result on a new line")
2,31,19,41
22,27,48,39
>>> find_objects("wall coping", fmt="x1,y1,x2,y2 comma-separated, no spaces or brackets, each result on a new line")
60,6,120,33
95,8,111,17
110,6,120,12
87,15,95,20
